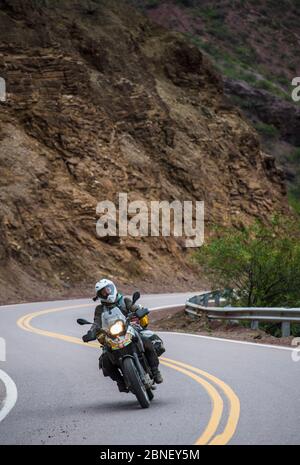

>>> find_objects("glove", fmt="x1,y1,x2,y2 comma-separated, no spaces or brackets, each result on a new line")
82,333,90,343
96,332,106,345
124,297,133,312
130,315,140,326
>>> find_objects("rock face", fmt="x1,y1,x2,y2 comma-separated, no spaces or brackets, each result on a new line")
0,0,287,303
133,0,300,194
224,78,300,146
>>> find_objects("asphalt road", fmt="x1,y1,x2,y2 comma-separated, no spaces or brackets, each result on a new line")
0,293,300,445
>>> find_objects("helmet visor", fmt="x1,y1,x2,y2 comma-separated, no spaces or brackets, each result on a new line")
98,284,115,300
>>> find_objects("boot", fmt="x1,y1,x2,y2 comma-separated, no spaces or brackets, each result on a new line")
152,368,163,384
117,380,129,393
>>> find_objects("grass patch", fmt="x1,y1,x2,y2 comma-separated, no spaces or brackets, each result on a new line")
235,45,257,65
175,0,195,6
255,78,289,99
143,0,160,8
288,147,300,164
229,95,253,110
254,122,279,138
288,191,300,216
198,6,224,21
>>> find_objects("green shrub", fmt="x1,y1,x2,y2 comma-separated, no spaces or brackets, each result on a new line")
288,190,300,216
261,322,300,338
175,0,195,6
194,216,300,308
291,147,300,162
229,95,253,110
254,122,279,138
199,6,223,20
235,45,257,65
144,0,160,8
254,78,289,100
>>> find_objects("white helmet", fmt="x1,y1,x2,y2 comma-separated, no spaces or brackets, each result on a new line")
95,279,118,304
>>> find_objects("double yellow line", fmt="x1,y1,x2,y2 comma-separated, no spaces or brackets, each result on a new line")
17,304,240,445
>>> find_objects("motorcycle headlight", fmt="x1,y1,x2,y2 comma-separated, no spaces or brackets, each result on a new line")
109,320,125,336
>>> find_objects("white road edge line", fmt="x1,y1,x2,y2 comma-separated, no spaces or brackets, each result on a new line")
157,331,295,352
0,369,18,423
150,305,184,311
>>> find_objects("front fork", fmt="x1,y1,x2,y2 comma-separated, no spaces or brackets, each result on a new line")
108,332,154,390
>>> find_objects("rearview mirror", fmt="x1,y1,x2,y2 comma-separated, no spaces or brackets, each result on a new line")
77,318,92,325
132,291,140,305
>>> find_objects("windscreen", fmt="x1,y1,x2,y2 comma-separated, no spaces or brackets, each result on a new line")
101,306,126,331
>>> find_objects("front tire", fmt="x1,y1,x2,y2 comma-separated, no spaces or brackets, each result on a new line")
122,357,150,409
147,388,154,401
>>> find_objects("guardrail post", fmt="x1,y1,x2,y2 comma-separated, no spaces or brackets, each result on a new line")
203,294,209,307
281,321,291,337
214,293,220,307
187,291,300,337
251,320,259,330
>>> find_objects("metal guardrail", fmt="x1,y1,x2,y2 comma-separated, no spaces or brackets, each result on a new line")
185,290,300,337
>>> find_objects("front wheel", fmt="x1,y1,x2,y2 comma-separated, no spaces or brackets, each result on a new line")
146,388,154,401
122,357,150,409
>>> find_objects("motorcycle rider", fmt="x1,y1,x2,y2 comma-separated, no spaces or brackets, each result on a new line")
82,279,163,392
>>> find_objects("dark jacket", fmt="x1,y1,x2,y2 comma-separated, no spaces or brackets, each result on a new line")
84,294,140,342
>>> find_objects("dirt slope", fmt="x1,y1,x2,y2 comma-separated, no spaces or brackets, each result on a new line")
133,0,300,202
0,0,287,303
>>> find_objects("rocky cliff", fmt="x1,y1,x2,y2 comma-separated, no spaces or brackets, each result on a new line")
0,0,287,303
132,0,300,202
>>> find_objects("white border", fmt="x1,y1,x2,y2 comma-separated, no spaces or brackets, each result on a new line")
0,369,18,423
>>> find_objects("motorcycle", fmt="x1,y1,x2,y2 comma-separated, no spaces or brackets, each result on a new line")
77,291,163,409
